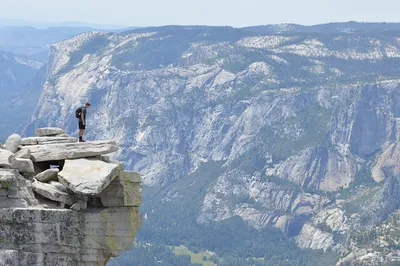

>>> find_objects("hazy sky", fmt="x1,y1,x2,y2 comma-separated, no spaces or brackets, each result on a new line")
0,0,399,27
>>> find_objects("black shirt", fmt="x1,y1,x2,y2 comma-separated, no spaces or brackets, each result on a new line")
80,107,87,122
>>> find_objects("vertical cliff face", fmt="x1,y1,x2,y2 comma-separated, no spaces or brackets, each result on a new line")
19,26,400,264
0,128,141,265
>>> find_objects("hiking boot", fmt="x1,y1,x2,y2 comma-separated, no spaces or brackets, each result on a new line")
79,139,86,142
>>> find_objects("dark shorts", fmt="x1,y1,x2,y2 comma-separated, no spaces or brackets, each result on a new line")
79,120,86,130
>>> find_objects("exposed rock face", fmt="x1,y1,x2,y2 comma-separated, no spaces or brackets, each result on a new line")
11,157,35,174
99,171,142,207
19,26,400,264
0,168,37,208
20,136,77,146
32,180,76,205
0,149,15,168
59,158,121,195
35,127,65,136
296,207,348,251
5,134,21,153
20,140,118,162
295,163,400,265
0,50,42,141
35,168,59,182
15,148,31,159
296,224,334,251
0,130,142,265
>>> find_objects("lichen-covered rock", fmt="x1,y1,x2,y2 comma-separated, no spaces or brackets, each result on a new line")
0,250,20,266
0,207,141,265
0,169,37,208
99,171,142,207
35,127,65,136
58,158,121,195
35,168,59,182
5,133,21,153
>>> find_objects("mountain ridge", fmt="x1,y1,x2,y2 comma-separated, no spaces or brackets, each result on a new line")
2,23,400,264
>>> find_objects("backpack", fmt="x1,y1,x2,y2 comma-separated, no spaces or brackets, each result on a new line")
75,107,83,118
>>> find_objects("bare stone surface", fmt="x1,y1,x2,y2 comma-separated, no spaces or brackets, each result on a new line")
15,148,31,159
58,158,121,195
5,134,21,153
49,180,68,192
11,158,35,174
20,136,77,146
35,168,59,182
99,171,142,207
35,127,65,136
372,142,400,182
0,149,15,168
296,224,334,251
55,133,71,137
32,180,75,205
20,140,118,162
70,200,87,211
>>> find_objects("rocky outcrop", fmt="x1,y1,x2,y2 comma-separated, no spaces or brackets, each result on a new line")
58,158,121,195
0,149,15,168
20,140,118,162
35,168,59,182
372,142,400,182
35,127,66,137
296,207,348,251
296,224,334,251
32,180,76,205
266,147,360,191
0,129,142,265
20,136,77,146
295,164,400,265
5,134,21,153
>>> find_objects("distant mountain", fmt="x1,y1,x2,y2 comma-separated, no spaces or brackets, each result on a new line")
242,21,400,34
0,24,137,140
0,50,42,97
19,25,400,265
0,18,128,30
0,26,109,62
0,50,43,141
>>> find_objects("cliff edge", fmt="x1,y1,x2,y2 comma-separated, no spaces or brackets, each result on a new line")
0,128,142,265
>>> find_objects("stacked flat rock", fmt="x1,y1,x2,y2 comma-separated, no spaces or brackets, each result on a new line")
0,128,142,266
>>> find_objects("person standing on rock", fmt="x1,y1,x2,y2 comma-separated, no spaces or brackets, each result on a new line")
75,102,90,142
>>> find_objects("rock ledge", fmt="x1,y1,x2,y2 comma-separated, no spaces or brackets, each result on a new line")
0,128,142,265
